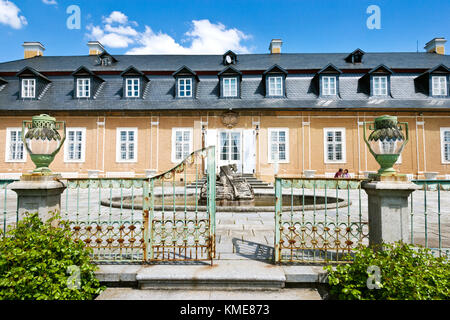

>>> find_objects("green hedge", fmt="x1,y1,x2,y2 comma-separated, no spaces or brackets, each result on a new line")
325,242,450,300
0,213,104,300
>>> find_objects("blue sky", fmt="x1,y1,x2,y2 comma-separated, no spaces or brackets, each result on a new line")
0,0,449,62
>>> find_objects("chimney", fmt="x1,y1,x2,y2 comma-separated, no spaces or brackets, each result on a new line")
87,41,105,55
269,39,283,54
22,42,45,59
424,37,446,55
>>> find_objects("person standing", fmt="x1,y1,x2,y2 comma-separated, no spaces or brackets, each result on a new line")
334,168,343,178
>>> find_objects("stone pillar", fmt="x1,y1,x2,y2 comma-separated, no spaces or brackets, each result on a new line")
362,179,420,247
10,174,66,222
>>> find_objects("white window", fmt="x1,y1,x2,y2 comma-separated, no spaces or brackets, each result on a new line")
5,128,26,162
21,79,35,98
268,128,289,163
441,128,450,163
76,78,90,98
432,76,447,96
322,76,336,95
223,77,238,97
126,78,140,97
178,78,192,97
171,128,193,163
373,76,388,96
64,128,86,162
116,128,138,162
324,128,346,163
268,76,283,96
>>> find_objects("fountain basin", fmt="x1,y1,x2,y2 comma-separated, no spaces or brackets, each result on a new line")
102,192,350,212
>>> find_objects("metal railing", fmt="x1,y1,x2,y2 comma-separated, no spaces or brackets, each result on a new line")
0,179,18,237
411,179,450,258
274,176,369,263
147,146,216,263
62,146,216,264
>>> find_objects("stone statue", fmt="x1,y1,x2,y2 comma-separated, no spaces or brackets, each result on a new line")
200,164,254,205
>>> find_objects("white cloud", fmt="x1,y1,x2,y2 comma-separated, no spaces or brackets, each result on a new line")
42,0,57,5
103,11,128,25
0,0,27,29
86,11,251,54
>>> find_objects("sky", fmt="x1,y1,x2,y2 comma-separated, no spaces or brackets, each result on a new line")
0,0,449,62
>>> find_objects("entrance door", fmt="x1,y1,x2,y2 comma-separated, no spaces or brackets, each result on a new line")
218,130,242,172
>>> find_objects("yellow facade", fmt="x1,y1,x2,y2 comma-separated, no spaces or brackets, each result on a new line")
1,111,450,182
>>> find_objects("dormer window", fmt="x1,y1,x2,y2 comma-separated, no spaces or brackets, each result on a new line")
317,63,341,97
21,79,35,98
268,76,283,96
345,49,365,64
76,78,90,98
218,65,242,98
16,67,51,100
322,76,336,95
223,77,237,97
222,50,237,65
368,64,393,97
173,66,198,99
178,78,192,97
126,78,140,97
432,76,447,96
263,64,287,98
97,51,118,67
373,76,388,96
72,66,104,100
120,66,149,99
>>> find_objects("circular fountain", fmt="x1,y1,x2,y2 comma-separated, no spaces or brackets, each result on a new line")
103,165,349,212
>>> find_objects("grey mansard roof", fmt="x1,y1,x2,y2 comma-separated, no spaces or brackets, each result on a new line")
0,51,449,112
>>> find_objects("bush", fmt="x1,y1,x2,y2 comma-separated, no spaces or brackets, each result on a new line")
0,212,104,300
324,242,450,300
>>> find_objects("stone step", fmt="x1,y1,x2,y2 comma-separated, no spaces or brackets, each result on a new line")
96,287,322,300
135,260,285,290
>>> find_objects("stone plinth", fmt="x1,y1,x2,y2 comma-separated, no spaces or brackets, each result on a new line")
10,173,66,222
362,180,420,247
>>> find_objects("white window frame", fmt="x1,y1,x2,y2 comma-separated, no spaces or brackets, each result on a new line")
125,78,140,98
322,76,337,95
5,127,26,162
432,76,447,96
64,127,86,163
222,77,238,97
268,76,283,96
171,128,193,163
21,79,35,98
324,128,346,164
76,78,90,98
177,78,193,98
116,128,138,163
268,128,289,164
373,76,388,96
440,127,450,164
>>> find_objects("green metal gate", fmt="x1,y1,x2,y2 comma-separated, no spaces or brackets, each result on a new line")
145,146,216,263
65,147,216,264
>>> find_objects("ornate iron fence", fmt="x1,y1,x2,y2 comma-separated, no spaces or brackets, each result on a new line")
274,176,369,263
63,146,216,264
411,180,450,258
147,146,216,263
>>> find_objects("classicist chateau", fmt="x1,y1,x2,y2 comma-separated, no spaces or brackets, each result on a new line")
0,38,449,181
